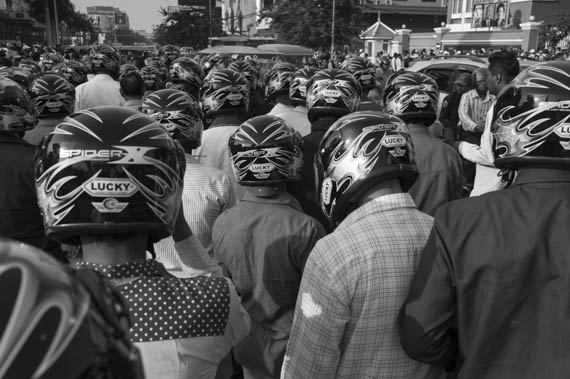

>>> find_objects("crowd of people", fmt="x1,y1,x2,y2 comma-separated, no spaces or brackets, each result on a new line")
1,40,570,379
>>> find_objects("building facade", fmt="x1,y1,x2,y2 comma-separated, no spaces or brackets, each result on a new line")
86,6,130,33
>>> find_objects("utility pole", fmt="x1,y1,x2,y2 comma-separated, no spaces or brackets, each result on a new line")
52,0,59,45
330,0,336,55
45,0,53,47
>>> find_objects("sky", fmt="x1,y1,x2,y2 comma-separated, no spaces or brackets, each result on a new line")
71,0,176,33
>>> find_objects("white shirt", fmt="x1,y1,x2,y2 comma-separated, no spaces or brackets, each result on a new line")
275,105,311,136
194,125,246,201
155,155,235,277
458,104,505,196
74,73,125,111
267,102,294,116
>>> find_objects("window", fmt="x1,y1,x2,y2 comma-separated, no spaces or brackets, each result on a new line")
422,67,454,92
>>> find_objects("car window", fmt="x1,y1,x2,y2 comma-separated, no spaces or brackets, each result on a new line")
421,67,454,92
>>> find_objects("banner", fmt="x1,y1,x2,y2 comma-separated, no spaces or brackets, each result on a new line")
471,0,510,29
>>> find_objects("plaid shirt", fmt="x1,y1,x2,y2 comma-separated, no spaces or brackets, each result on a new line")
281,193,444,379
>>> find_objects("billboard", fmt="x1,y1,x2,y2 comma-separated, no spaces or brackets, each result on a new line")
472,0,510,29
115,12,127,26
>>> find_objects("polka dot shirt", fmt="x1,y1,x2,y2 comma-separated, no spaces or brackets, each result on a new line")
76,260,231,343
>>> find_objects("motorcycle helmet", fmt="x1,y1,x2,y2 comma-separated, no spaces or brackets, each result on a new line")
200,68,250,118
229,115,303,186
30,73,75,118
383,72,438,125
35,106,185,243
142,89,204,151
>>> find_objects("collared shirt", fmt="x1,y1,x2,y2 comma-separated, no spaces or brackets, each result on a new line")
399,168,570,378
75,259,250,379
267,102,295,117
281,193,443,379
0,134,46,248
24,117,62,147
274,106,311,137
408,125,464,216
213,190,325,378
124,98,143,112
74,73,125,111
155,155,235,277
458,89,495,132
194,125,246,201
458,103,504,196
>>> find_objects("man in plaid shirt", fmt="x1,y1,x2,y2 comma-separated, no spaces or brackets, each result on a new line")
281,111,444,379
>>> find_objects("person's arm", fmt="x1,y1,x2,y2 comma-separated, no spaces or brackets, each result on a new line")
222,277,251,347
399,219,458,371
173,204,222,277
281,242,349,379
458,92,478,132
456,107,495,166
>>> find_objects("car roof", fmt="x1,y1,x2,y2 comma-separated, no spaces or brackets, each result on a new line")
407,58,487,72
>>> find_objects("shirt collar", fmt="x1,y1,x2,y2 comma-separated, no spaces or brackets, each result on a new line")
91,73,115,82
74,259,168,279
242,190,303,211
513,167,570,186
339,193,417,228
125,99,142,107
470,89,493,102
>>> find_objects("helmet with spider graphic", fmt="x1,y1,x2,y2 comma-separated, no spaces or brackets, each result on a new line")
200,68,250,118
229,115,303,186
34,106,185,243
0,77,37,133
383,72,439,125
493,61,570,169
316,111,418,227
30,74,75,119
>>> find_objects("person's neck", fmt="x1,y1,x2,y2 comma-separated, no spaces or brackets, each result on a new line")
247,184,286,197
358,179,402,207
210,113,242,127
80,234,148,266
124,95,142,102
275,95,291,106
476,89,487,98
406,121,431,136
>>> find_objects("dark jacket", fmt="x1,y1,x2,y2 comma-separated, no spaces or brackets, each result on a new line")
290,117,337,232
0,134,46,248
400,167,570,378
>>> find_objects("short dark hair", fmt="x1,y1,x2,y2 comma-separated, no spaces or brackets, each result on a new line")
120,71,144,98
488,51,520,83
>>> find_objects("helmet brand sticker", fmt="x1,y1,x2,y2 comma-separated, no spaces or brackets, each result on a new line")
363,124,397,132
249,163,274,173
412,94,430,102
321,177,334,206
84,178,139,197
560,141,570,150
538,101,570,111
323,89,341,98
92,198,129,213
59,149,124,159
381,135,406,147
390,146,407,157
554,124,570,138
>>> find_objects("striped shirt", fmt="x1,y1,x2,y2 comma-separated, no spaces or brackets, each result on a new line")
155,155,235,278
458,89,495,132
281,193,443,379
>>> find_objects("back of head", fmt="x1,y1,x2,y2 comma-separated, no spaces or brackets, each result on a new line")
492,61,570,170
30,73,75,119
120,71,144,99
229,115,303,186
383,71,439,126
140,65,161,92
228,60,259,91
55,61,88,87
306,68,361,123
169,56,204,89
316,111,418,227
264,62,297,101
0,239,144,379
289,67,319,106
488,50,520,86
34,106,185,243
88,45,120,78
0,76,37,133
341,57,377,91
200,68,250,119
142,88,204,151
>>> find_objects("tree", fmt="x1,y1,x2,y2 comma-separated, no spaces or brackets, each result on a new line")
25,0,94,35
539,11,570,51
153,7,223,49
271,0,363,50
112,29,151,45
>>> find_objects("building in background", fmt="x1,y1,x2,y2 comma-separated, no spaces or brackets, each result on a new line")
358,0,447,33
0,0,45,43
87,6,130,33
